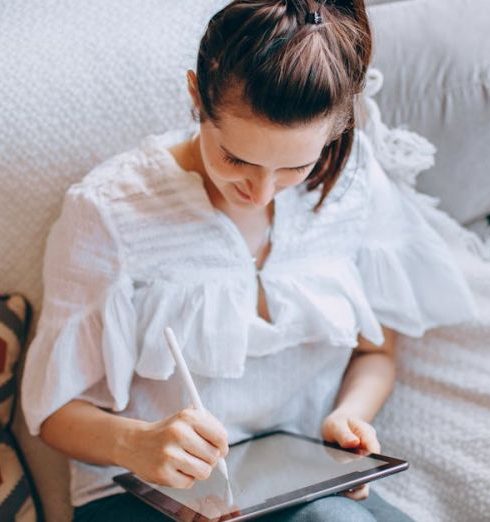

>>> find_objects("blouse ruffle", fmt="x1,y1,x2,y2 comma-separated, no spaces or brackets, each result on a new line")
356,134,478,336
133,259,386,383
22,275,137,436
358,236,477,336
21,184,139,436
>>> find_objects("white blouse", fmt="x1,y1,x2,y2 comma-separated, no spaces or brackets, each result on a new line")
21,128,477,507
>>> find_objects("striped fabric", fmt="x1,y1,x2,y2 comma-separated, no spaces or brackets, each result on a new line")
0,294,38,521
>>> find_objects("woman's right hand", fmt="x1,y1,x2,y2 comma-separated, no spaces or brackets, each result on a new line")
118,407,229,489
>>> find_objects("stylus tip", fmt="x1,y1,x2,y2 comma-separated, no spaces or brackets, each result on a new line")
218,458,229,480
224,480,234,506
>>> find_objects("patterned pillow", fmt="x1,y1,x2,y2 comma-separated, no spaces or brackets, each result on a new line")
0,294,41,521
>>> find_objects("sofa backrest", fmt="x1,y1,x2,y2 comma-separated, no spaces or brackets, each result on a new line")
1,0,488,319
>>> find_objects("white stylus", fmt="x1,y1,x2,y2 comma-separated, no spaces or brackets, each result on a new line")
163,327,230,481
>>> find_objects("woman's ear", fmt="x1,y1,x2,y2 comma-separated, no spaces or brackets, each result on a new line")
186,70,201,113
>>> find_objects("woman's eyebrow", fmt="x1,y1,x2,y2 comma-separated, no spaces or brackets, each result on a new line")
220,145,318,170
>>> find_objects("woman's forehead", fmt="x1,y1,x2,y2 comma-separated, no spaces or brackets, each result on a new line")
208,110,334,168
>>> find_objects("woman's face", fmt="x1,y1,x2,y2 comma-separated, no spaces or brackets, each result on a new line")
195,103,335,210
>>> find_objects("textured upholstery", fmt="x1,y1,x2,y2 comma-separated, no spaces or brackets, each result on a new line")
1,1,488,521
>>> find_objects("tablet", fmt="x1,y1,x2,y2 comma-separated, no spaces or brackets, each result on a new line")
113,430,408,521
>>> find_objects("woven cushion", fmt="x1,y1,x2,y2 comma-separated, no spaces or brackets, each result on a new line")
0,295,39,521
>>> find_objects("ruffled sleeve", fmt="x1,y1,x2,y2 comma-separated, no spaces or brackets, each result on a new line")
21,184,136,436
356,132,478,337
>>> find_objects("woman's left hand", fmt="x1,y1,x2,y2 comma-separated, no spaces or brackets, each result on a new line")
321,411,381,501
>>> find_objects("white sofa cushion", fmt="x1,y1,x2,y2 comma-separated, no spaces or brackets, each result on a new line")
369,0,490,224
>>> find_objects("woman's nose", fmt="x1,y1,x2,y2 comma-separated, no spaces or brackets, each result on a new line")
248,174,275,206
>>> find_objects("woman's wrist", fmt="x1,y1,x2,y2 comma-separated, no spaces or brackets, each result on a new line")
331,355,396,422
112,416,150,469
326,406,360,421
328,401,375,423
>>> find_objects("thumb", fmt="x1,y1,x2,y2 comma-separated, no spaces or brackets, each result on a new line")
328,418,361,448
341,429,361,448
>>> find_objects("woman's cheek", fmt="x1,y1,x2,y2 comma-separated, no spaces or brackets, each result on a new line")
201,147,229,179
210,159,243,182
216,163,235,180
201,156,223,183
282,170,310,188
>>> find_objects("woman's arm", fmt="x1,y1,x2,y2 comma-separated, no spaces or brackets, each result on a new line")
39,399,146,467
40,400,229,489
321,326,397,500
331,326,397,422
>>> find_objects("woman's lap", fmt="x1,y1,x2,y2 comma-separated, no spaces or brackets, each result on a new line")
73,490,413,522
73,493,166,522
261,491,413,522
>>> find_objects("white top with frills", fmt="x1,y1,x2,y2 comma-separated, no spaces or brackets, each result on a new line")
21,128,477,507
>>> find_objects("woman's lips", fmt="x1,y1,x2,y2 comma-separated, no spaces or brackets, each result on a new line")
234,184,251,201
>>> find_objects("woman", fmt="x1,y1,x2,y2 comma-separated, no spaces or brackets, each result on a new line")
22,1,476,520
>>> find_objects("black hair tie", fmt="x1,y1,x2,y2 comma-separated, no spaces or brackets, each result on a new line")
305,11,323,24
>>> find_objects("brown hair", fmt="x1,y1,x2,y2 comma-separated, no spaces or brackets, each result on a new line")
196,0,372,209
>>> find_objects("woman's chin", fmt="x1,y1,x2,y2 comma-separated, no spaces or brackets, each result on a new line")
221,185,273,210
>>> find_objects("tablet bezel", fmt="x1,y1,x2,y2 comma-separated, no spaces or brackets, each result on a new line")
113,430,409,521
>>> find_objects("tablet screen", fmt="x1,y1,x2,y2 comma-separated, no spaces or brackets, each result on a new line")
134,432,398,519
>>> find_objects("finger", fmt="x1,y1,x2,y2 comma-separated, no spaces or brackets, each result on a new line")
347,419,381,453
182,408,229,457
326,417,360,448
161,467,196,490
179,424,222,465
343,484,369,501
171,447,214,481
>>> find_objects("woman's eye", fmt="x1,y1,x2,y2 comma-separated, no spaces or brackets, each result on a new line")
293,165,309,174
221,152,312,174
287,165,313,176
222,154,245,167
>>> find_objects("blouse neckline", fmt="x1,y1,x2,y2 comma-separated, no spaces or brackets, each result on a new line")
156,140,295,274
145,129,363,276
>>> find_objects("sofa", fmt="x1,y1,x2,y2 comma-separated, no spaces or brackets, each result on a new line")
1,1,489,521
